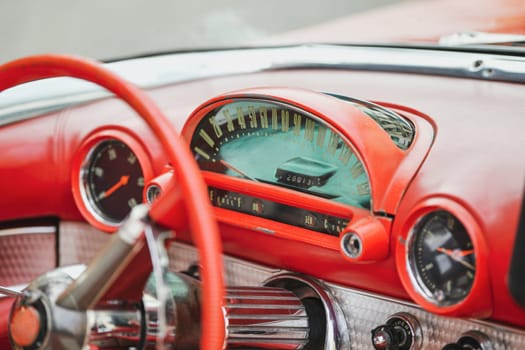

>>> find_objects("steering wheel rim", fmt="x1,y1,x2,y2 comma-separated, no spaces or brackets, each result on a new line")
0,54,225,349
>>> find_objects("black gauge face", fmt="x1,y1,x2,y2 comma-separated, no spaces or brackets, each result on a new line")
409,210,476,306
83,140,145,223
190,99,371,209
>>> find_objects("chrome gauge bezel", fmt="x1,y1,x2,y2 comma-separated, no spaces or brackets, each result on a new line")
72,129,153,233
406,210,476,307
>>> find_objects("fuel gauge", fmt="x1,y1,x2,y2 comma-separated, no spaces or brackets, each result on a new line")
407,210,476,306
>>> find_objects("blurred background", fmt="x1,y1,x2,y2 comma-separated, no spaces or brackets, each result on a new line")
0,0,412,62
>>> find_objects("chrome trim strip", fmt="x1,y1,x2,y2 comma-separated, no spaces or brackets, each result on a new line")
2,44,525,125
0,226,55,237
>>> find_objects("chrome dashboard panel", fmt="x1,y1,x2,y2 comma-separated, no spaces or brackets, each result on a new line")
2,44,525,125
55,222,525,350
170,242,525,350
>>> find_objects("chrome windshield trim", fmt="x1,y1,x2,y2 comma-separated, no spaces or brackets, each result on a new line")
1,44,525,125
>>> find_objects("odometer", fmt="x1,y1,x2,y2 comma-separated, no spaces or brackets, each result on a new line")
190,99,371,209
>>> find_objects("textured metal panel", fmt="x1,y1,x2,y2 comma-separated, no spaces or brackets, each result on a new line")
55,224,525,349
59,222,111,266
0,228,56,285
168,242,525,350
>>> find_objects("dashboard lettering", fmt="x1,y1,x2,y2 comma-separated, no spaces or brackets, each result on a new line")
223,109,235,132
199,129,215,147
293,113,302,136
350,161,364,179
286,174,316,187
194,146,210,160
327,132,338,155
108,148,117,160
259,107,269,128
281,110,289,132
236,107,247,129
304,214,316,227
305,119,315,142
209,116,223,138
127,153,137,165
248,106,258,128
338,147,352,165
272,108,279,130
357,182,370,196
316,125,326,148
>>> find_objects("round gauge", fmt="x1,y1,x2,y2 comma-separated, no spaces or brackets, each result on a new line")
81,139,145,225
407,210,476,306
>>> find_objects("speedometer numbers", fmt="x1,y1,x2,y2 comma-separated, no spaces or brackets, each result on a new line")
189,99,372,211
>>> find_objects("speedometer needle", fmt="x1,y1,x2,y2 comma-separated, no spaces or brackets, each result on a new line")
219,160,259,182
98,175,130,200
436,247,476,271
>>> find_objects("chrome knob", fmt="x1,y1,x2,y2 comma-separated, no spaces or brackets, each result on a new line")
371,313,422,350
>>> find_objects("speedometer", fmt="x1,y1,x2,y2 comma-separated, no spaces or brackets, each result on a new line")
189,99,371,209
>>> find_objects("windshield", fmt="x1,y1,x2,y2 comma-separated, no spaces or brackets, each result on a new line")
2,0,524,63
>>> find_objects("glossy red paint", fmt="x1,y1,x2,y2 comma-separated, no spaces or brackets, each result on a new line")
0,55,524,345
181,87,435,215
0,55,225,350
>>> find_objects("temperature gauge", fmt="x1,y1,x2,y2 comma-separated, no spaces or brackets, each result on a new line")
407,210,476,306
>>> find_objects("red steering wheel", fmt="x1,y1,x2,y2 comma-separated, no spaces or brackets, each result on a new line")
0,55,225,349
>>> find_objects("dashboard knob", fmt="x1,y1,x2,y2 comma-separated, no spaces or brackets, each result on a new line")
371,313,422,350
371,324,405,350
441,330,493,350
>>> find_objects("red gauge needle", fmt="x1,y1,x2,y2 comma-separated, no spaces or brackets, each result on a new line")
436,247,475,271
98,175,130,200
219,160,259,182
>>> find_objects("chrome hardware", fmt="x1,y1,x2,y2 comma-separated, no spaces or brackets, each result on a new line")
0,285,23,297
146,184,162,204
340,232,362,259
56,204,149,311
225,287,309,349
442,330,494,350
264,274,349,350
372,312,422,350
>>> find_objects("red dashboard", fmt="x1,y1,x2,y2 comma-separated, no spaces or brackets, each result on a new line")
0,49,524,349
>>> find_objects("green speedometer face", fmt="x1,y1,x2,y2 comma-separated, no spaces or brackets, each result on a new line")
190,100,371,209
